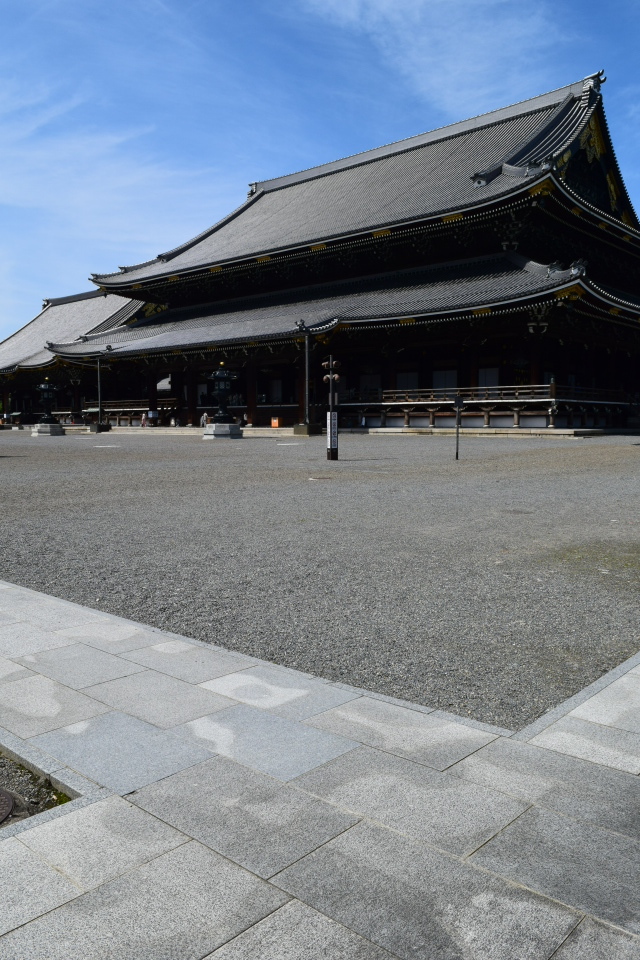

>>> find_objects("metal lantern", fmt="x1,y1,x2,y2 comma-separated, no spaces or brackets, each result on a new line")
208,363,238,423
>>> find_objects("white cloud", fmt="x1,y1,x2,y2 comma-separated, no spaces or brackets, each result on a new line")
0,82,244,339
301,0,565,118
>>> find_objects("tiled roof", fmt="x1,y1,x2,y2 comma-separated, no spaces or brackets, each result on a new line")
51,254,582,358
0,292,141,373
94,75,608,288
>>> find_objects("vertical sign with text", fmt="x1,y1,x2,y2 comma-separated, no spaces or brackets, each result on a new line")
327,411,338,457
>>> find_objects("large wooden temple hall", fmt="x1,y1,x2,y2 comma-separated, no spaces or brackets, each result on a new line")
1,71,639,430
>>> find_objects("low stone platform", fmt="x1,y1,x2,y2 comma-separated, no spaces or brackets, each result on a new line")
1,580,640,958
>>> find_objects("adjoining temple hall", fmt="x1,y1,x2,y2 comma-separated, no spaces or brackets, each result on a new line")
1,71,639,436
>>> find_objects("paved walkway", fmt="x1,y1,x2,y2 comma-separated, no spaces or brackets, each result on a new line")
0,581,640,958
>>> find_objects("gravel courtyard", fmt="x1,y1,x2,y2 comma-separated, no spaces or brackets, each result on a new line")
1,430,639,729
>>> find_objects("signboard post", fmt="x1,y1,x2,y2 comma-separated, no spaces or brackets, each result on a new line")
453,395,464,461
322,356,340,460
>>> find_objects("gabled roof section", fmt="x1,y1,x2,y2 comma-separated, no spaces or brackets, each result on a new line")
0,291,142,374
55,253,602,359
93,73,616,291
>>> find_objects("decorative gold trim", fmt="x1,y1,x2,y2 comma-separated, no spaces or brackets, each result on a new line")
399,317,416,325
529,179,555,197
555,284,584,300
256,255,271,263
310,243,326,252
442,213,463,223
372,229,391,238
473,307,492,316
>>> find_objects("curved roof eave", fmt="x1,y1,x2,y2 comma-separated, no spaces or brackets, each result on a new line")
91,175,558,293
50,270,628,362
92,76,606,292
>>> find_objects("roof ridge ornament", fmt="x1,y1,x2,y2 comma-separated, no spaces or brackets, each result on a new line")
582,70,606,98
570,258,588,277
547,260,564,277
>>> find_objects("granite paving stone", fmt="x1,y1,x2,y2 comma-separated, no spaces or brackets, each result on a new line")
122,638,254,682
0,654,31,683
273,821,579,960
84,670,234,727
0,620,79,657
0,836,80,937
30,711,215,794
469,806,640,933
0,673,110,738
17,794,187,890
569,668,640,734
449,736,640,841
293,745,527,856
201,665,361,720
170,704,358,781
55,619,162,654
15,642,144,689
0,608,21,626
0,840,289,960
0,591,108,631
529,715,640,774
207,900,396,959
551,918,640,959
305,695,498,769
130,755,359,878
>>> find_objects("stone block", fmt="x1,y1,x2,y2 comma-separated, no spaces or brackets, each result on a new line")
31,711,214,794
0,841,288,960
207,900,393,959
130,755,358,878
16,642,144,689
294,745,527,857
171,704,357,781
470,806,640,933
85,670,233,727
122,637,252,682
305,696,497,769
274,821,578,960
450,736,640,841
0,837,78,937
201,665,360,720
19,794,186,890
0,674,110,738
530,715,640,774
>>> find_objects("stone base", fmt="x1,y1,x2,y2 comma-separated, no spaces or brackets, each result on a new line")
31,424,65,436
203,423,243,439
293,423,322,436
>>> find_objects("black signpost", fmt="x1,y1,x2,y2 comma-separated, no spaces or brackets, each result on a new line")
453,395,464,460
322,356,340,460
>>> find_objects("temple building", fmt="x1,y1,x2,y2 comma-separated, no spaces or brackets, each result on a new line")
2,71,639,430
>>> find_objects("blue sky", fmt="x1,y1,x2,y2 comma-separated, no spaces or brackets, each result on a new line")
2,0,639,341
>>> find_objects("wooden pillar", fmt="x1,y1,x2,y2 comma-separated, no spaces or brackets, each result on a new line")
245,363,257,426
296,360,305,425
185,369,197,425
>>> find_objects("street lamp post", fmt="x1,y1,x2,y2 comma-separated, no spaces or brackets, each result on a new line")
453,394,464,460
295,320,310,427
